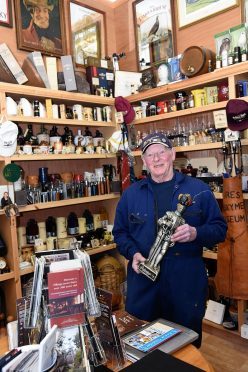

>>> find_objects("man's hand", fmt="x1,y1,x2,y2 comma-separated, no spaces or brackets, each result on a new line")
132,252,146,273
171,224,197,243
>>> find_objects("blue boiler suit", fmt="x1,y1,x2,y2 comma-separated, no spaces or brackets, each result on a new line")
113,171,227,347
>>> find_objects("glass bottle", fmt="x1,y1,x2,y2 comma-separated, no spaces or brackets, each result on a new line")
37,124,49,144
188,130,196,146
241,49,247,62
16,123,25,146
233,46,241,64
66,135,75,153
50,126,60,137
215,56,221,69
74,129,84,146
24,124,38,145
62,126,74,145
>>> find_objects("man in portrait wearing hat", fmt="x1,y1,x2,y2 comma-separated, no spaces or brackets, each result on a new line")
22,0,62,52
113,132,227,348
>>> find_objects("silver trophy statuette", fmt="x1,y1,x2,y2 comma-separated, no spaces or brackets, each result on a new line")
138,194,192,281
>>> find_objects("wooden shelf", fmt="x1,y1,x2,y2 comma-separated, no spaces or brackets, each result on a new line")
133,139,248,155
7,115,116,128
9,152,117,161
126,61,248,103
16,193,120,213
19,244,117,276
0,271,15,282
203,250,217,260
86,243,116,256
0,82,115,106
133,101,228,124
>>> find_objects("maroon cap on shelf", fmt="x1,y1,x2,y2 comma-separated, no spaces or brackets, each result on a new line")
226,99,248,131
115,96,135,125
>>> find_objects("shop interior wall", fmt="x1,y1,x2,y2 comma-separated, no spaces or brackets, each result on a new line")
0,0,116,69
0,1,243,73
116,0,243,71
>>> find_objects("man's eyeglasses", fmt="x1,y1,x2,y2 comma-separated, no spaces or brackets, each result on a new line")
144,149,171,160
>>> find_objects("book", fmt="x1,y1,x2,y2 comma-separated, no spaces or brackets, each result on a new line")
0,43,28,85
27,52,51,89
47,265,84,328
95,288,125,366
121,349,204,372
123,320,181,353
21,57,46,88
46,56,58,90
61,55,77,92
0,56,17,84
114,309,147,337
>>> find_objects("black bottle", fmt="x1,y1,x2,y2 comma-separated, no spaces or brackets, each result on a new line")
50,125,60,137
61,126,74,145
17,123,25,146
46,216,57,237
67,212,79,235
26,219,39,244
24,124,38,145
82,209,94,231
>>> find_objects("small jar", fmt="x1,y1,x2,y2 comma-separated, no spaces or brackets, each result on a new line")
187,94,194,108
228,52,234,66
241,49,247,62
33,100,40,117
168,99,177,112
215,56,221,69
233,46,241,64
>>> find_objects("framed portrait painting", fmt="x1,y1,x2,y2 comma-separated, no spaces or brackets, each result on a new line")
14,0,66,56
69,1,105,66
177,0,240,29
133,0,175,71
0,0,13,27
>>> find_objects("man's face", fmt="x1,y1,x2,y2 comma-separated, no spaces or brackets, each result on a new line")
142,143,175,182
33,5,49,29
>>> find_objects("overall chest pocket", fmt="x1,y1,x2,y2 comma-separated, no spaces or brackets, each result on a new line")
129,213,147,224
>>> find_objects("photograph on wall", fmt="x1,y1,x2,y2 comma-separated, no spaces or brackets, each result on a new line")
14,0,66,56
0,0,13,27
229,23,247,52
69,1,105,66
133,0,175,70
177,0,239,29
214,30,231,57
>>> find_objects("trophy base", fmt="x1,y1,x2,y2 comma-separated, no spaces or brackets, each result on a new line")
138,262,159,281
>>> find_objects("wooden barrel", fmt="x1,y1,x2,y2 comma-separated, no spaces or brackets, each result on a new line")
180,46,216,77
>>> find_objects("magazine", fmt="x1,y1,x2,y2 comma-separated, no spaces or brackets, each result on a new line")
123,321,181,353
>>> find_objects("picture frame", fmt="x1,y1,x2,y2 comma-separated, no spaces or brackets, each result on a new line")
177,0,240,29
14,0,66,57
133,0,175,71
0,0,13,27
69,1,105,67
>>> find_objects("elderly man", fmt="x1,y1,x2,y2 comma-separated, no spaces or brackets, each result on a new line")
113,132,227,347
22,0,62,52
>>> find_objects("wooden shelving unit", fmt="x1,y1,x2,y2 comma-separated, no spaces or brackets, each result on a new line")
0,83,119,324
